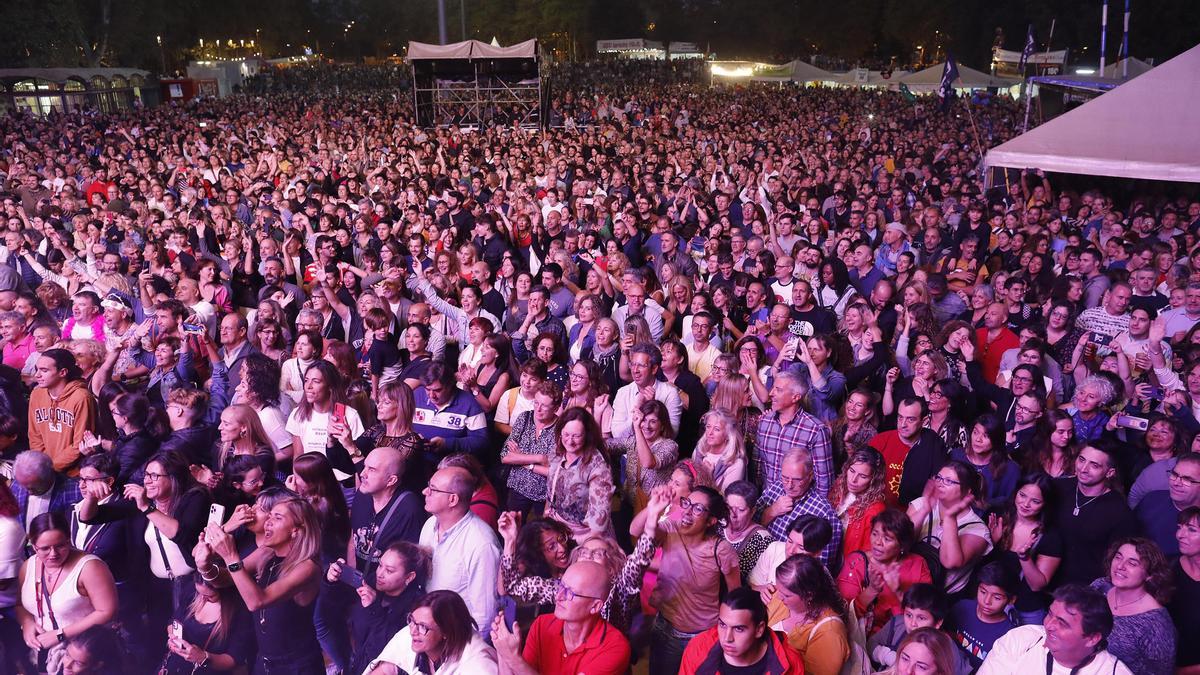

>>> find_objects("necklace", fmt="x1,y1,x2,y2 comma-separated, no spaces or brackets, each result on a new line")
1073,487,1105,516
1111,588,1147,611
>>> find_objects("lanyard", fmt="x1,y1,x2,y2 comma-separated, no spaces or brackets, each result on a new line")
1046,650,1099,675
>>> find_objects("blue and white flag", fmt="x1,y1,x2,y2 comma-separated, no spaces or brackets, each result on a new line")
1018,25,1036,72
939,54,959,99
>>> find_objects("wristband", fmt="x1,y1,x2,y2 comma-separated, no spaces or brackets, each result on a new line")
227,560,245,573
56,629,66,643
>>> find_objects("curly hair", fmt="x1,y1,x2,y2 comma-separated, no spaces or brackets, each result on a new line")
828,447,888,521
1103,536,1174,605
514,518,573,579
240,353,283,408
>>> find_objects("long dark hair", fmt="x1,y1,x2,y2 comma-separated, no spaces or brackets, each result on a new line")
66,626,125,675
775,553,846,621
144,451,202,516
967,413,1011,485
294,360,345,422
993,472,1056,550
514,519,572,579
112,392,171,439
38,348,83,382
292,452,350,547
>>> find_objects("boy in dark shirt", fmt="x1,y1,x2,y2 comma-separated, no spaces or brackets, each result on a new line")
949,562,1019,670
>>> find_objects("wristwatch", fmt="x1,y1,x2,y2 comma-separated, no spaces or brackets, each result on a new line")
141,502,157,515
227,560,245,573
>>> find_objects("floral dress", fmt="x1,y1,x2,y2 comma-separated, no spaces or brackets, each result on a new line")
545,450,615,541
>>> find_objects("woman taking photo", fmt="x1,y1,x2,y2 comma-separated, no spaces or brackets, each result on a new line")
986,472,1063,624
768,554,850,675
906,461,992,596
196,495,325,674
544,407,615,542
608,400,680,511
836,509,932,636
351,381,426,481
17,513,117,669
638,484,740,675
721,481,775,583
160,578,254,674
366,590,498,674
286,360,365,486
829,448,889,561
1090,537,1177,675
691,409,747,490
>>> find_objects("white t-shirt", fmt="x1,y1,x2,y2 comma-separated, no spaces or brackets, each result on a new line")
909,496,993,594
285,405,365,481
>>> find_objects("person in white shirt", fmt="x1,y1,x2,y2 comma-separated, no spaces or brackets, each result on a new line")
978,584,1132,675
419,467,500,637
610,344,683,439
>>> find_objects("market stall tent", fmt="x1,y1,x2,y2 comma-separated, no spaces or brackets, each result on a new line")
984,42,1200,183
898,62,1018,92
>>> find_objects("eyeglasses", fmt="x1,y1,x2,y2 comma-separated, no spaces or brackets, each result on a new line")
678,497,710,516
1011,374,1033,383
424,485,455,496
926,389,945,399
1016,403,1042,416
407,614,435,635
1169,470,1200,487
144,472,166,482
780,475,808,487
554,579,602,602
934,474,960,486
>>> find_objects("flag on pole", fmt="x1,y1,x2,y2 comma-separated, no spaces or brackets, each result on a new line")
1018,25,1036,72
939,54,959,100
898,83,916,103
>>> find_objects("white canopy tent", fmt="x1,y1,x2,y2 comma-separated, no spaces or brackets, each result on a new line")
407,39,537,60
831,69,907,87
898,62,1018,92
985,42,1200,183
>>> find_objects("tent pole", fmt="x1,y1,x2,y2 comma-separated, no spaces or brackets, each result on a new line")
1121,0,1131,78
1100,0,1109,74
437,0,448,45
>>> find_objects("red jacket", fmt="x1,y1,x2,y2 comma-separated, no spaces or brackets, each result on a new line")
680,625,805,675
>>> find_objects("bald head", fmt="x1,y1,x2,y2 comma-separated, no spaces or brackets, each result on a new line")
564,560,612,600
360,446,403,496
408,303,431,325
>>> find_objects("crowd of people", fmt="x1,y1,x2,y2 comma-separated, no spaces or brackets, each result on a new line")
0,58,1197,675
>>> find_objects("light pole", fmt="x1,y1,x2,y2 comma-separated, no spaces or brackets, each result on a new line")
156,35,165,73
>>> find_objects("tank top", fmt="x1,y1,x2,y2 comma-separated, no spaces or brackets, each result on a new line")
254,555,319,661
20,554,101,632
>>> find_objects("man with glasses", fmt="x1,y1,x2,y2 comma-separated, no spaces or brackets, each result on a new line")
610,343,682,440
753,448,842,568
1135,452,1200,557
1005,393,1043,460
492,560,630,675
419,466,499,636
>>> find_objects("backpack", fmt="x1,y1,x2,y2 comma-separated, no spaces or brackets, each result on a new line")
912,511,948,589
808,613,870,675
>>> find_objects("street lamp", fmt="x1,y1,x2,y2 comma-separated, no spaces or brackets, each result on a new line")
156,35,165,73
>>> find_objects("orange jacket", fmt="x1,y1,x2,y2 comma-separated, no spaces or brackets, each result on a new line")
680,625,806,675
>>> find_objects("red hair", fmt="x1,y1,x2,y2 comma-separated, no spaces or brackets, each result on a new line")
0,479,18,518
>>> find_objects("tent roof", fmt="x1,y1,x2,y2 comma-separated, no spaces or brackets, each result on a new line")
787,60,836,83
1103,57,1153,78
899,62,1017,88
831,69,908,86
985,42,1200,183
407,39,536,60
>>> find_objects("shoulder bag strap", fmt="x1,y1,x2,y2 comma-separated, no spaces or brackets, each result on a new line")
39,561,60,631
153,525,175,580
363,492,410,575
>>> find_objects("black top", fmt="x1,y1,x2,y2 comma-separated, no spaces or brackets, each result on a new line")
162,602,256,674
349,489,425,580
1050,479,1137,587
254,556,320,661
349,584,422,675
111,429,162,486
1170,561,1200,667
81,489,211,570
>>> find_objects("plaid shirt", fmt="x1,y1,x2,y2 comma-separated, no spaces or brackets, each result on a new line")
756,482,843,568
755,408,834,496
